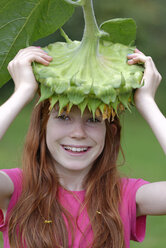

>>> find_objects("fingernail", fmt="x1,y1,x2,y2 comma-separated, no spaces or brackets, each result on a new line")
37,46,41,48
128,59,133,63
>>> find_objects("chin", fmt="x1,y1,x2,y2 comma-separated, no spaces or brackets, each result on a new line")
64,163,92,171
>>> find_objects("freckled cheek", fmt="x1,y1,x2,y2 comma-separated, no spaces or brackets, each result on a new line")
46,122,72,144
88,125,106,148
46,127,65,143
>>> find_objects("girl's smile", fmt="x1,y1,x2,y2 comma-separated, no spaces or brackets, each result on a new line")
61,144,92,156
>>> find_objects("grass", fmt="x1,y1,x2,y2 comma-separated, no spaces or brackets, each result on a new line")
0,88,166,247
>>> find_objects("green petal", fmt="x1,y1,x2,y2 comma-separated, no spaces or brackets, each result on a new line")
37,84,53,105
99,103,105,115
78,98,88,117
87,98,102,119
111,98,119,113
49,95,59,110
97,86,117,104
67,87,85,104
54,79,69,94
58,95,69,114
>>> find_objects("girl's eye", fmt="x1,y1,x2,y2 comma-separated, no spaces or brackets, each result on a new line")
56,114,70,121
87,117,101,123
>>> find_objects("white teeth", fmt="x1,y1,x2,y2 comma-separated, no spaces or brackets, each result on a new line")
64,146,88,152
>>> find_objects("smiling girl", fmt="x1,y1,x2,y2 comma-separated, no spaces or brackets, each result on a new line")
0,47,165,248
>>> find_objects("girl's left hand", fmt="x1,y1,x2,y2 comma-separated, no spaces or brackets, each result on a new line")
127,49,162,110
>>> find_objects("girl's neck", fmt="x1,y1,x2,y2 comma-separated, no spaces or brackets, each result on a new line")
55,163,91,191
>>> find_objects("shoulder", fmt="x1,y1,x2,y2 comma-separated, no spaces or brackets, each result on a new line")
0,168,22,186
121,177,149,189
120,177,149,202
0,168,22,211
0,168,23,197
0,167,22,178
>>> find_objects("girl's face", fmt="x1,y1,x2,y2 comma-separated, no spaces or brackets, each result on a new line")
46,106,106,172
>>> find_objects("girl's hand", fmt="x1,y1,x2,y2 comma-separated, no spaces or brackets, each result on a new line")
7,46,52,100
127,49,162,110
127,49,166,154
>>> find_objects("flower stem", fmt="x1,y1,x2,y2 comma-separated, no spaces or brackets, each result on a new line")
76,0,101,59
82,0,100,41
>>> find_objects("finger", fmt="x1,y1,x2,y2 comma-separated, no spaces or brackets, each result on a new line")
20,51,52,60
14,52,53,66
127,52,145,60
134,48,145,56
24,54,53,65
33,57,51,66
127,48,145,61
10,54,52,68
26,46,50,55
127,50,144,59
127,54,147,64
16,47,50,58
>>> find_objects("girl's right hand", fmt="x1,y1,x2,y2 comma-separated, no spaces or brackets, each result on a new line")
127,49,162,108
7,46,52,100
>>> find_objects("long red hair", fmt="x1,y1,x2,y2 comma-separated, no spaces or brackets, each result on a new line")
8,100,125,248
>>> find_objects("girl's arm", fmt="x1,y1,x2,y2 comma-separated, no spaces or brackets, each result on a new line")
0,46,52,140
0,47,52,210
127,49,166,154
127,50,166,217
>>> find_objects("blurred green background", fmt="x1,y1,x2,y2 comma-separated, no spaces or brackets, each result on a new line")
0,0,166,247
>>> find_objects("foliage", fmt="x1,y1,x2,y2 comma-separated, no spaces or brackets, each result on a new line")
0,0,74,87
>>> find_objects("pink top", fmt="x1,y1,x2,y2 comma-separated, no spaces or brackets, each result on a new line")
0,168,149,248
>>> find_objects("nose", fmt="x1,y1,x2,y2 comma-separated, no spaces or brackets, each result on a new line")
70,121,87,139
